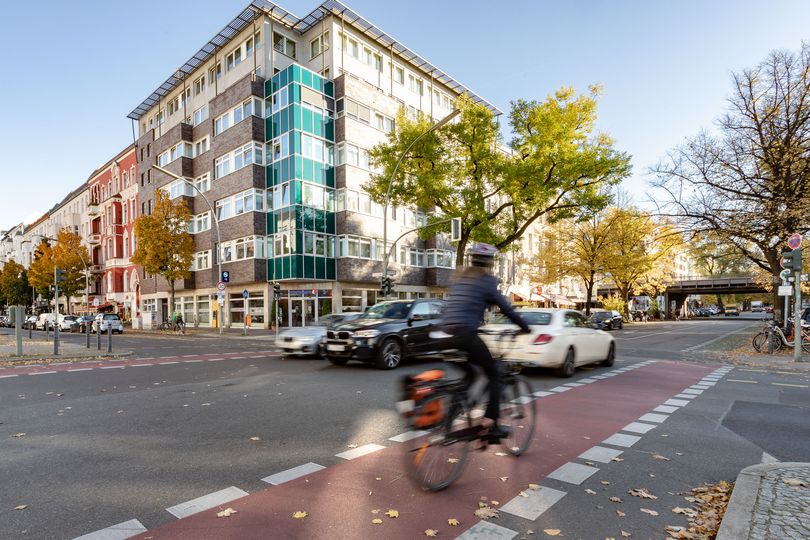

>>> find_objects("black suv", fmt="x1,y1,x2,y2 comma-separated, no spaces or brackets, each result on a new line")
324,299,447,369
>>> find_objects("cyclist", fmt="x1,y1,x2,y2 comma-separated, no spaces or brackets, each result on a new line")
441,243,530,440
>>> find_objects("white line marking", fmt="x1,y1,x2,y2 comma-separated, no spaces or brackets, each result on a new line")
500,485,566,520
0,374,19,378
532,391,553,397
578,378,598,383
230,356,247,359
511,396,534,404
564,382,585,387
653,405,679,414
161,361,180,365
166,486,249,519
684,323,756,351
549,386,571,392
638,413,669,423
692,384,711,390
207,358,225,362
602,433,642,448
131,364,153,367
335,443,386,460
100,366,124,370
622,421,657,434
388,430,429,443
72,518,148,540
67,368,94,372
455,521,519,540
261,462,325,485
184,360,204,363
182,354,198,357
159,356,175,359
29,371,57,375
664,398,690,407
137,357,154,361
578,445,624,463
681,389,704,395
249,355,265,358
591,375,609,379
546,462,599,485
761,452,780,464
673,393,697,399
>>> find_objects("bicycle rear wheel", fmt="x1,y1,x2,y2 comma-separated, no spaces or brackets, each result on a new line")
752,332,768,352
403,393,471,491
499,375,536,456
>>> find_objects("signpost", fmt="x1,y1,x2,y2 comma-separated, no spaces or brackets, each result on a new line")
216,281,226,292
782,234,804,362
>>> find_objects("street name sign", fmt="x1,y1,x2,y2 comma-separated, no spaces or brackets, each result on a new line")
778,285,793,296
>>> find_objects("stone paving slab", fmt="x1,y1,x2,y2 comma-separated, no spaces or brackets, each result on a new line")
0,335,131,364
718,462,810,540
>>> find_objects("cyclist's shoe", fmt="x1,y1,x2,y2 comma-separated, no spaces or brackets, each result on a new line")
486,424,512,441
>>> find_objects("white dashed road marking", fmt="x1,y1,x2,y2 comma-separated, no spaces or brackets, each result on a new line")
548,386,571,393
638,413,669,423
335,443,386,460
388,430,428,442
532,391,553,397
261,462,325,485
0,374,19,378
166,486,249,519
546,462,599,485
29,371,57,375
664,399,690,407
602,433,642,448
131,364,153,367
500,485,566,520
578,445,624,463
73,518,148,540
653,405,679,414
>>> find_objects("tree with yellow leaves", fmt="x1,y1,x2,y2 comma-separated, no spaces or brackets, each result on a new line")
28,239,55,302
52,229,91,313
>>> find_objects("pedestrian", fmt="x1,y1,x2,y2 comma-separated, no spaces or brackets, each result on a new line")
176,313,185,335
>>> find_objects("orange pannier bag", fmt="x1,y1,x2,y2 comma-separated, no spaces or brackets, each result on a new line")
401,370,446,429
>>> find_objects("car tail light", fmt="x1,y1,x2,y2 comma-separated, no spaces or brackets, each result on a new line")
533,334,553,345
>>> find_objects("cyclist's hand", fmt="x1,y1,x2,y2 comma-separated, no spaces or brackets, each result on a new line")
519,327,531,334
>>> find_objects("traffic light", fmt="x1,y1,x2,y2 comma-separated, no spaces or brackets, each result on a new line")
273,282,281,299
380,276,394,296
55,268,66,283
781,249,802,271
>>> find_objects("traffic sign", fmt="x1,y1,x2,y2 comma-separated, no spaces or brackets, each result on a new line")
787,233,802,250
216,281,226,291
221,271,230,283
778,285,794,296
780,269,792,281
93,298,100,307
242,289,249,299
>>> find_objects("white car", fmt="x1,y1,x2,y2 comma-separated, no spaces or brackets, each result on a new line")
93,313,124,334
58,315,79,331
481,308,616,377
276,313,362,356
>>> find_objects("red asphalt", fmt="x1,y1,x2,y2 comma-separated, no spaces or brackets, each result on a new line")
132,360,713,540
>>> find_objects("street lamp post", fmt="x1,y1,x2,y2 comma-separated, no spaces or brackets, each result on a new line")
380,109,460,299
153,165,223,335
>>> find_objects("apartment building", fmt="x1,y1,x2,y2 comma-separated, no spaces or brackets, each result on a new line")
128,0,499,328
86,145,139,318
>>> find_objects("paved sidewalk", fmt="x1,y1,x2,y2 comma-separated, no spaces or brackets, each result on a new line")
124,327,279,340
718,463,810,539
0,334,131,364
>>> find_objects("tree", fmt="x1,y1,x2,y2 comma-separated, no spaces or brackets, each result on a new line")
28,239,55,302
651,43,810,316
366,89,631,265
131,189,195,312
688,232,752,307
531,209,617,315
52,229,90,314
0,261,30,307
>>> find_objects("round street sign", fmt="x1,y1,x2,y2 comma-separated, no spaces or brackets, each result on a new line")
780,268,792,281
787,233,802,250
216,281,226,291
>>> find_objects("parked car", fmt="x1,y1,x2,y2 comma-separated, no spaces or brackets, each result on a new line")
0,316,9,327
724,305,740,316
23,315,38,330
481,308,615,377
589,310,624,330
58,315,79,332
324,299,447,369
93,313,124,334
276,312,363,356
695,308,712,317
75,316,95,333
36,313,57,331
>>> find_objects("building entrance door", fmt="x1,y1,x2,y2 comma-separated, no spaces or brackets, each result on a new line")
289,297,316,327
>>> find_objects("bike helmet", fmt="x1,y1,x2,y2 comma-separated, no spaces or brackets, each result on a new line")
469,242,498,267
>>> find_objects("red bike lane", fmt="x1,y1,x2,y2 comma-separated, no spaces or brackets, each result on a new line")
132,360,713,539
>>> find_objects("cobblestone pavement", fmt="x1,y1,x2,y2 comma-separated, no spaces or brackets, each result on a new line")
749,465,810,539
0,334,129,362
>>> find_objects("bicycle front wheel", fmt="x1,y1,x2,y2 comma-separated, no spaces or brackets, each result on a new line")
500,375,536,456
403,393,471,491
752,332,768,353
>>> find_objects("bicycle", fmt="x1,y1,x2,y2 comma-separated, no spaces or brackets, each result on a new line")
752,319,810,353
397,328,536,491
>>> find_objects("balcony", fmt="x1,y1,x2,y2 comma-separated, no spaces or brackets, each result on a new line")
87,199,100,216
88,233,102,245
89,264,103,273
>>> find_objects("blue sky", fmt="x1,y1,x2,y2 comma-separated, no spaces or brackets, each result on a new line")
2,0,808,228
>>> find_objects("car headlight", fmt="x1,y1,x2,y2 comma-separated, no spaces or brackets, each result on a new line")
354,329,380,338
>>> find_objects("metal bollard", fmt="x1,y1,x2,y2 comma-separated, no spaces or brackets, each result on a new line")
45,323,50,342
29,318,32,339
86,324,91,348
15,306,23,357
107,326,112,353
54,321,59,356
97,325,102,350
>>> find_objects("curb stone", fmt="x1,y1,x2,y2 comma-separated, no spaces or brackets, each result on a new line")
717,462,810,539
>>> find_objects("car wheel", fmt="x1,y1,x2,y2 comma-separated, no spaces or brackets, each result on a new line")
327,356,349,366
618,321,623,330
601,342,616,367
376,338,403,370
556,348,576,378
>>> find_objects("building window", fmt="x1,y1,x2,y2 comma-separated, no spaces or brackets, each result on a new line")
208,62,222,85
273,32,296,58
193,136,210,157
214,142,265,179
336,97,370,123
300,133,334,164
394,65,405,85
374,112,395,133
215,188,265,221
193,75,205,96
192,250,211,271
165,179,194,199
340,33,359,59
310,31,329,59
193,104,208,126
338,235,373,259
219,236,264,262
408,75,424,95
337,143,370,170
226,45,242,71
194,173,210,193
302,232,335,257
189,212,210,234
271,133,290,161
214,97,261,135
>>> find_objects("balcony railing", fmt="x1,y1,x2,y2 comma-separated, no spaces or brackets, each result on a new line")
88,233,102,245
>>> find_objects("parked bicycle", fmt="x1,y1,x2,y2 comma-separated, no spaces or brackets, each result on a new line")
397,328,536,491
752,318,810,353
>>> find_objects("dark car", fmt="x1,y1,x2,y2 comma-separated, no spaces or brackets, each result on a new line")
695,308,712,317
324,299,447,369
589,310,624,330
75,315,95,333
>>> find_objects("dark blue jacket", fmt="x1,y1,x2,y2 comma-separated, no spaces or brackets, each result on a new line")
442,273,529,333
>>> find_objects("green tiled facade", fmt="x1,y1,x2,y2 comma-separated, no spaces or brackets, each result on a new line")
265,64,336,281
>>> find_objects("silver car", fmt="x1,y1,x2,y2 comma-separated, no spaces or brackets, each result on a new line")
93,313,124,334
276,313,362,356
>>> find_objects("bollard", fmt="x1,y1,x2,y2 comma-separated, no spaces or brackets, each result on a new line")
86,324,91,348
45,322,50,342
28,317,32,339
15,306,23,357
107,326,112,353
97,324,102,350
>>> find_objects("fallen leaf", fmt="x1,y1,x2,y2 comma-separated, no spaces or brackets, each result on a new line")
621,531,631,538
672,507,698,518
375,477,381,480
519,491,529,498
640,508,658,516
12,433,26,438
494,452,507,457
783,478,809,488
527,530,534,535
448,457,459,464
371,509,380,514
372,518,382,524
385,509,399,518
675,452,684,456
653,454,671,461
610,496,623,503
649,474,656,478
586,461,596,466
474,506,498,519
347,444,358,448
500,476,509,482
616,510,626,517
528,483,540,490
628,488,658,500
491,501,499,505
424,529,438,537
601,481,611,485
543,529,561,536
250,437,260,441
611,457,624,462
448,518,460,526
583,436,591,440
216,508,237,518
14,505,27,510
660,433,669,437
585,489,597,495
292,510,308,519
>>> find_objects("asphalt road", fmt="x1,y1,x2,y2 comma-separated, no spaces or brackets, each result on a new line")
1,316,806,539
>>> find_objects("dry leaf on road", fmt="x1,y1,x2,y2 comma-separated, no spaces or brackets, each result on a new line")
424,529,438,537
250,437,260,441
385,509,399,518
12,433,26,438
292,511,308,519
610,496,623,503
653,454,671,461
372,518,382,524
500,476,509,482
448,518,460,526
616,510,625,517
494,452,507,456
621,531,631,538
347,444,358,448
628,488,658,500
640,508,659,516
528,483,540,490
601,481,611,485
611,457,624,462
543,529,561,536
672,507,698,518
474,506,498,519
216,508,237,518
447,457,459,463
371,509,380,514
14,505,27,510
585,489,597,495
783,478,809,488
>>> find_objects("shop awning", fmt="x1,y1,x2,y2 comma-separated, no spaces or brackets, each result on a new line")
507,284,548,302
549,294,576,307
95,303,113,311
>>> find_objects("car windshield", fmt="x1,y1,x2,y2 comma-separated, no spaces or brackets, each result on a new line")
315,315,340,327
362,302,412,320
491,311,551,326
592,312,610,319
104,315,120,320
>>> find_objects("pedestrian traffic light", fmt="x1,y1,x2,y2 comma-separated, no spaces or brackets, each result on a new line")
781,249,802,271
55,268,66,283
273,282,281,298
380,276,394,296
